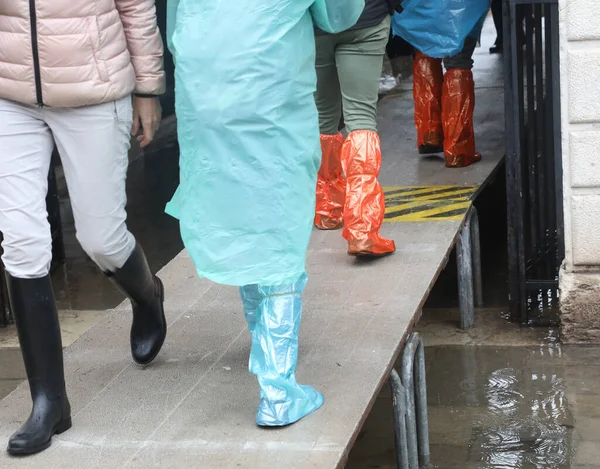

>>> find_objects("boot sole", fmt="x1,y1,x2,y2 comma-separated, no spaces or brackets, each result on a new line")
348,250,395,258
7,417,72,456
314,224,343,231
133,278,167,366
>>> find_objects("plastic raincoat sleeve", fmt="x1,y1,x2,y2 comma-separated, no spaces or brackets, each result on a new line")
310,0,365,33
392,0,491,58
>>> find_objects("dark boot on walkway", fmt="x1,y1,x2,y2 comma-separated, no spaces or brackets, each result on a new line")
390,55,413,82
489,41,503,54
442,69,482,168
490,0,503,54
6,275,72,456
107,243,166,365
413,52,444,154
315,133,346,230
341,130,396,256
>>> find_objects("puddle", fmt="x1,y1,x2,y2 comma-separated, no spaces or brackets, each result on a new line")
347,345,600,469
427,345,577,468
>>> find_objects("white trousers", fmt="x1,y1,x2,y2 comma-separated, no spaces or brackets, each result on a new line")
0,97,136,278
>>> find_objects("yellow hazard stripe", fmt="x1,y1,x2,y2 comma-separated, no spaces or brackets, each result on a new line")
384,201,429,214
384,185,477,197
386,188,477,203
382,185,477,222
386,201,471,222
384,185,470,197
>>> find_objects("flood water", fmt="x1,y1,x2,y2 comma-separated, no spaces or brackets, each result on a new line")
348,342,600,468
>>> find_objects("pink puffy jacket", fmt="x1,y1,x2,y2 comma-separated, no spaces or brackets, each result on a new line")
0,0,166,108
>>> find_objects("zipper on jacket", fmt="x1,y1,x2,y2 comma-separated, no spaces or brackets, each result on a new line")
28,0,43,105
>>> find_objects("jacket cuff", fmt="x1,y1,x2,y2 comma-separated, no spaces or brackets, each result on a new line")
134,73,167,97
134,93,163,98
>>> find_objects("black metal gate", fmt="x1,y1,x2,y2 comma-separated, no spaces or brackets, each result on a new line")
503,0,564,325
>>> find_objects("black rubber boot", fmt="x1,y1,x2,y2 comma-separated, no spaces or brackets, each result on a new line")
489,42,503,54
107,243,166,365
490,0,503,54
6,275,72,456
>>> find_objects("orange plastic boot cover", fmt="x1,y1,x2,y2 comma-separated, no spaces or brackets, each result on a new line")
315,133,346,230
413,52,444,153
341,131,396,256
442,69,482,168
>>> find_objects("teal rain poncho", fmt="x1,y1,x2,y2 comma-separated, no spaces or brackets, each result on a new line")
166,0,365,287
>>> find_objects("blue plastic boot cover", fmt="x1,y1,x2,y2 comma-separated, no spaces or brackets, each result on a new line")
240,273,324,426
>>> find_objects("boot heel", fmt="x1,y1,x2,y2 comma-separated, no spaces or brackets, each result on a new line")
54,417,72,435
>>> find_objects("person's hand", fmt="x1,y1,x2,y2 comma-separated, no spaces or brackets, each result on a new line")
132,96,162,148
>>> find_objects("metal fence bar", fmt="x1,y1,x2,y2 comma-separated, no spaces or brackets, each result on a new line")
504,0,527,322
533,3,546,277
470,209,484,309
548,3,564,262
524,4,537,259
400,332,430,468
390,369,410,469
413,337,430,466
457,210,475,330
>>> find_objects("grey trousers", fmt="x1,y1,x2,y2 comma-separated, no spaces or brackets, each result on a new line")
315,16,391,134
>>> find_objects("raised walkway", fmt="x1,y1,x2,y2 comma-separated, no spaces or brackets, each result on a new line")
0,22,504,469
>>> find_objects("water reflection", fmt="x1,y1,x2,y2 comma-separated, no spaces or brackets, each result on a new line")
426,346,577,468
476,370,572,468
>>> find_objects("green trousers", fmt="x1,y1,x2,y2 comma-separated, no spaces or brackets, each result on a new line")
315,16,391,135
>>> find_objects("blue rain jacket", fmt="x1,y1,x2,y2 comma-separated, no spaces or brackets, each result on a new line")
392,0,490,58
166,0,365,286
